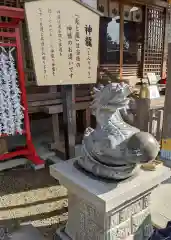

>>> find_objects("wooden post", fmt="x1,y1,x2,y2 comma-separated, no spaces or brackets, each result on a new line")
120,4,124,80
141,5,147,78
160,10,171,161
162,8,169,78
61,85,76,160
135,98,150,131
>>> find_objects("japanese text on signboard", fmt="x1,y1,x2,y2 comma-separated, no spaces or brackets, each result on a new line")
75,14,81,68
38,8,47,80
57,10,63,56
67,25,74,79
48,8,56,76
85,24,92,78
25,0,100,85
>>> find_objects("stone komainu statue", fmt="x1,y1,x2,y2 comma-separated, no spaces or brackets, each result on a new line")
77,82,160,180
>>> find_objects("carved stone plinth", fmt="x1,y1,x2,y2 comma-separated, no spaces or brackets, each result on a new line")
50,158,171,240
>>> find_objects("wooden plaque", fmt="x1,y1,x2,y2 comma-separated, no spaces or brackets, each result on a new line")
25,0,100,86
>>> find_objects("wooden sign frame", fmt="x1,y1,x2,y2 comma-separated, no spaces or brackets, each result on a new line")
25,0,102,86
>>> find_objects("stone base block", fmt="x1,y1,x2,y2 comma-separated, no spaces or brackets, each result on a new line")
55,228,147,240
50,157,171,240
64,192,152,240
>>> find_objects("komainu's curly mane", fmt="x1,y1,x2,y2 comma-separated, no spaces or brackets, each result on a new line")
90,82,132,115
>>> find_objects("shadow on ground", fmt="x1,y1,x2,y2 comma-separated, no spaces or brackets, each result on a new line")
0,165,68,239
150,177,171,229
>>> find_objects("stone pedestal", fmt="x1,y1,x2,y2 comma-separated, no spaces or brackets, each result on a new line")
50,158,171,240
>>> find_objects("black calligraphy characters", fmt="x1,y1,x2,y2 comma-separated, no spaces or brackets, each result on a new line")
75,15,81,68
57,10,63,57
48,8,56,77
85,24,92,47
67,25,73,79
85,24,92,79
38,8,47,80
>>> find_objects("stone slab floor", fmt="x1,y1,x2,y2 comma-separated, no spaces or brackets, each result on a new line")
151,176,171,229
0,165,68,239
0,159,171,239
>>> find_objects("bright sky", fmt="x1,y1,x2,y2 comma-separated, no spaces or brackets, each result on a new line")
107,19,120,43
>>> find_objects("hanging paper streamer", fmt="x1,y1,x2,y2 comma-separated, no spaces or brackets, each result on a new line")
0,47,24,136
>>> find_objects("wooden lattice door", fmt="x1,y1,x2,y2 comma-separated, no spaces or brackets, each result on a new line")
143,6,165,78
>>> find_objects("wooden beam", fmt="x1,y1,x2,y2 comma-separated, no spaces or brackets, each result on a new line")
61,85,76,160
162,8,168,78
51,114,60,149
42,101,90,115
141,5,147,78
98,0,109,16
134,0,168,8
120,4,124,80
110,0,168,8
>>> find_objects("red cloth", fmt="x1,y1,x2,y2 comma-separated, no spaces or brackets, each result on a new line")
159,78,166,84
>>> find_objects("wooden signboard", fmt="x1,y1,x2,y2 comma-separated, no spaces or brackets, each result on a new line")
25,0,100,86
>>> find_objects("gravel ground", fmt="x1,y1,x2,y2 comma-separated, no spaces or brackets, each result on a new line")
0,165,68,239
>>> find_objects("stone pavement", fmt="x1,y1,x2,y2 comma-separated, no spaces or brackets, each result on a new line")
0,152,170,239
0,166,68,239
151,177,171,228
